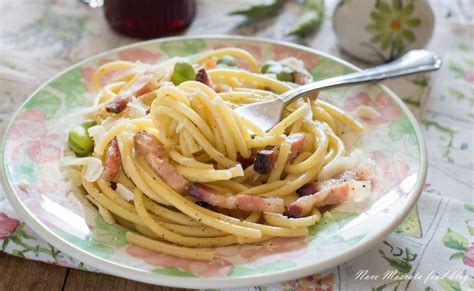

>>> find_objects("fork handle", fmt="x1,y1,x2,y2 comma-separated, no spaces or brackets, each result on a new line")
280,49,442,105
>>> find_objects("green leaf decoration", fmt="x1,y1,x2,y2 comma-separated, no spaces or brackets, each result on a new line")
49,66,86,112
465,203,474,213
396,206,422,238
160,40,206,57
230,260,296,277
56,229,114,259
370,11,385,22
25,90,61,119
391,0,401,11
388,116,417,144
402,4,415,16
309,211,357,237
401,29,415,42
152,267,198,277
12,249,26,258
449,252,465,260
442,228,468,251
379,249,413,274
2,237,10,251
458,43,471,52
439,277,461,291
448,61,465,77
309,58,354,82
91,215,128,247
405,18,421,27
11,163,39,184
378,2,392,15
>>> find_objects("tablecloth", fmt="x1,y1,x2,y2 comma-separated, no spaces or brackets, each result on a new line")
0,1,473,290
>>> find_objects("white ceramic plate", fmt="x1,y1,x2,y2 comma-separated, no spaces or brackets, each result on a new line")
1,35,426,288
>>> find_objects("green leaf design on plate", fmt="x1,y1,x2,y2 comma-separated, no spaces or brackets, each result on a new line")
56,229,114,259
49,66,86,112
395,206,422,238
25,90,61,119
439,277,461,291
152,267,198,277
389,116,417,144
442,228,468,251
465,203,474,213
10,162,39,184
309,58,354,99
90,215,128,247
449,252,465,260
309,57,354,81
23,66,86,119
309,212,358,243
160,40,206,57
230,260,296,277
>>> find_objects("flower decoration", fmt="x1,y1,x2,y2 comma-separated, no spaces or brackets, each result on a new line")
343,91,402,125
0,212,21,240
365,0,421,60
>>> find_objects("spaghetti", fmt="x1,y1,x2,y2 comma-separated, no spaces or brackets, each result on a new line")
64,48,372,261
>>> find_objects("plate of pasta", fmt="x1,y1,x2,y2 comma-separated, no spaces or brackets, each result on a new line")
1,36,426,288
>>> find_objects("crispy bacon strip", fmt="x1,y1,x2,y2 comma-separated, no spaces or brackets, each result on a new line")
105,74,156,114
101,137,122,181
285,181,352,218
237,154,255,169
254,149,279,175
134,131,191,194
286,133,307,160
190,183,285,214
289,164,373,217
254,133,307,175
195,68,211,86
296,182,320,197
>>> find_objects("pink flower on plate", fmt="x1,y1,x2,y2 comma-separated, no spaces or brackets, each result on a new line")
82,57,130,93
240,237,307,262
465,70,474,84
273,46,320,68
126,245,234,277
8,109,61,163
370,152,410,196
118,48,162,64
463,243,474,267
0,212,21,240
343,91,402,125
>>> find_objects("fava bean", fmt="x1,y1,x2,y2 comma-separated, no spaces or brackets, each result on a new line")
261,61,295,82
171,62,195,85
68,120,96,156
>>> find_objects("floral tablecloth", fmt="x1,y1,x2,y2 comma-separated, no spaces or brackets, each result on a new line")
0,1,473,290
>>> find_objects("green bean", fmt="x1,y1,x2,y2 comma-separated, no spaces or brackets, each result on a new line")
68,120,96,156
287,0,324,36
229,0,284,18
171,62,195,85
261,61,295,82
217,55,237,67
276,71,294,82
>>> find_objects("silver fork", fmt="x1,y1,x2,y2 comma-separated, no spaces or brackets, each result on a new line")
235,49,442,132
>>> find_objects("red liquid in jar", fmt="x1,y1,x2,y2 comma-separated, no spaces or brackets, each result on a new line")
104,0,196,39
